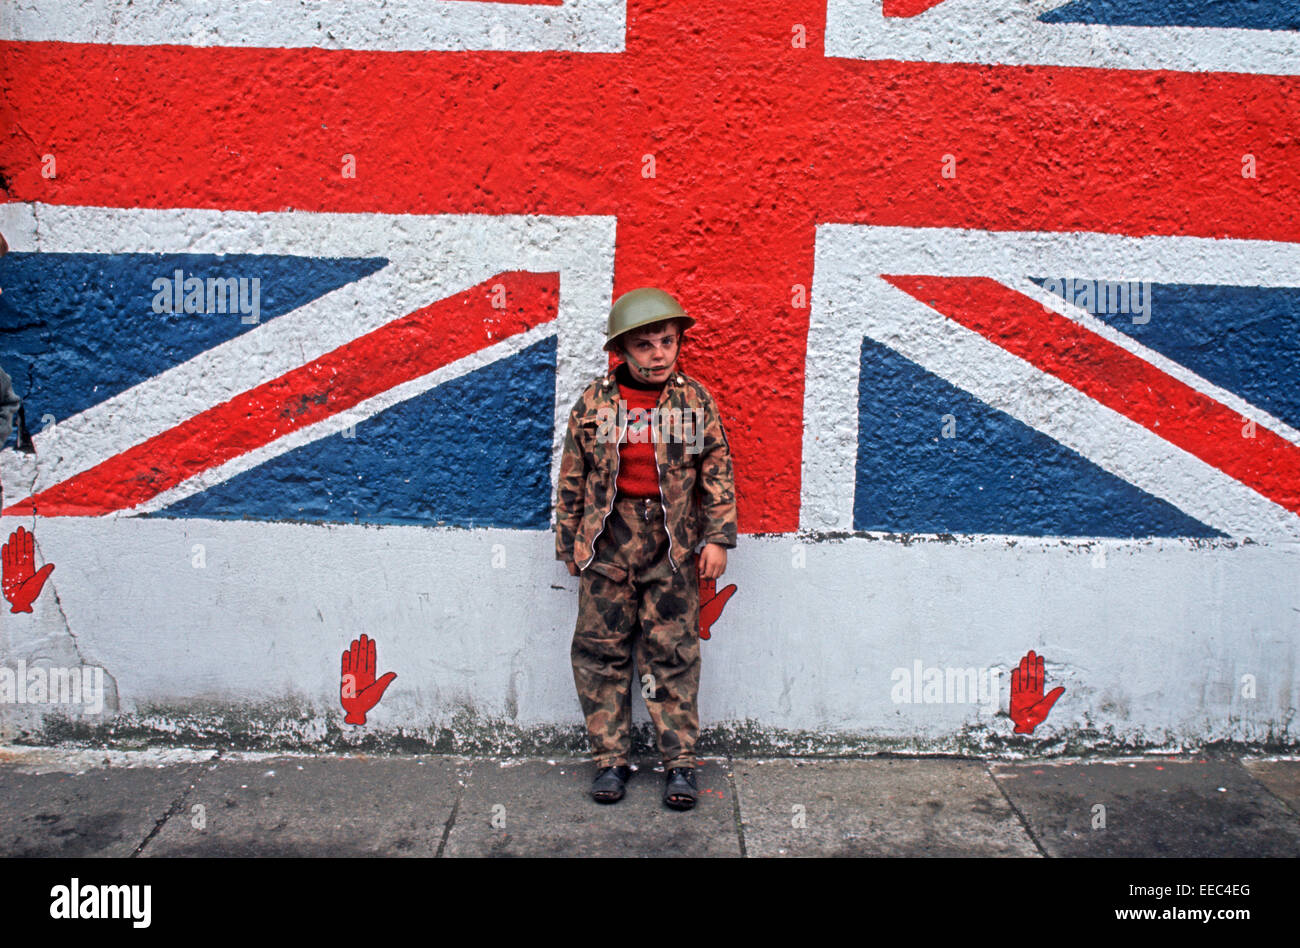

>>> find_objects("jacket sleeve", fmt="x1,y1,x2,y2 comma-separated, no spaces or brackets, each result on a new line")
554,399,587,562
695,387,738,549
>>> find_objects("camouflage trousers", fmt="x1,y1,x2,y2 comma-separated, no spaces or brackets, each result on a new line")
571,494,701,770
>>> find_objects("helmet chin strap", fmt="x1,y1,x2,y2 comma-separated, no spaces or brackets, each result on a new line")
621,343,681,379
623,347,676,379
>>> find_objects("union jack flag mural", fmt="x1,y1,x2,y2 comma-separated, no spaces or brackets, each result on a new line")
2,0,1296,540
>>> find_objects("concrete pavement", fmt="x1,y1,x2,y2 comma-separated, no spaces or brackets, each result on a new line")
1,747,1297,857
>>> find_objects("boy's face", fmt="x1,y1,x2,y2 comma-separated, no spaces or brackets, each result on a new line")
619,321,681,385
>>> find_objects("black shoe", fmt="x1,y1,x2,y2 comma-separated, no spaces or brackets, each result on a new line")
663,767,698,810
590,765,632,803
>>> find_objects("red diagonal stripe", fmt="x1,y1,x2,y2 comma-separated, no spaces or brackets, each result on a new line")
2,271,558,517
883,275,1300,516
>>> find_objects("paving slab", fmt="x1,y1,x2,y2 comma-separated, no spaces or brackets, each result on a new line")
142,755,466,857
733,758,1039,857
1240,758,1300,817
5,748,1298,858
443,757,741,857
0,751,206,857
991,757,1300,857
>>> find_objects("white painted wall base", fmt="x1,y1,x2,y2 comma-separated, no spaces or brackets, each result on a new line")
3,516,1296,752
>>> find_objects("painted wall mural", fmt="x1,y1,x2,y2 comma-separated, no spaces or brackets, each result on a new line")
0,0,1296,752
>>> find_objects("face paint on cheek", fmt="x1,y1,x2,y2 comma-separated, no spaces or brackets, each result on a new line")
628,351,667,377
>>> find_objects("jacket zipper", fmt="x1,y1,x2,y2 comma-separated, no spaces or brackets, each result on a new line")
656,461,677,573
581,385,624,571
655,386,678,573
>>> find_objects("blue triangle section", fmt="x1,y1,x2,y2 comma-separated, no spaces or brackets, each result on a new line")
853,337,1225,537
152,335,557,528
1030,277,1300,432
0,252,388,446
1039,0,1298,30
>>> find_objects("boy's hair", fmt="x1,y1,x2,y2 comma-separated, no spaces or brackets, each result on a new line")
617,317,687,354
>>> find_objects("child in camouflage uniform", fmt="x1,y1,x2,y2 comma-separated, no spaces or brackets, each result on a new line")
555,287,737,809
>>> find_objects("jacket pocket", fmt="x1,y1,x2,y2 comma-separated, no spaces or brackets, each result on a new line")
660,455,697,498
581,463,615,544
578,418,603,469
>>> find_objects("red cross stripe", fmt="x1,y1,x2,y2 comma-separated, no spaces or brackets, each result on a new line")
2,1,1296,532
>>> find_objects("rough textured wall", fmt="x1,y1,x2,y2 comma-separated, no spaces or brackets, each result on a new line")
0,1,1296,754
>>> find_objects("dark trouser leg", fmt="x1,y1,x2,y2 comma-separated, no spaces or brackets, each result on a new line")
630,510,701,770
571,507,637,768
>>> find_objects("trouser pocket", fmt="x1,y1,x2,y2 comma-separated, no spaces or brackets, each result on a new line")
586,560,628,583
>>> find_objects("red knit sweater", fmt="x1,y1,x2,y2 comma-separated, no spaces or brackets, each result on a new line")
615,362,665,499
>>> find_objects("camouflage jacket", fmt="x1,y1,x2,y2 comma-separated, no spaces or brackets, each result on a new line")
554,365,738,573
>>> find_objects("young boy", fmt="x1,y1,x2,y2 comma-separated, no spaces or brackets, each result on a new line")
554,287,737,810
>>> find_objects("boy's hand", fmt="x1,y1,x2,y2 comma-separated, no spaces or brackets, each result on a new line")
697,543,727,580
565,561,579,576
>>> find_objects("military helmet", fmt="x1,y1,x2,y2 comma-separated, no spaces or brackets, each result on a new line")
604,287,695,352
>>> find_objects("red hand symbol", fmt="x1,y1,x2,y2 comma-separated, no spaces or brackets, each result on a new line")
2,526,55,613
340,634,397,725
1009,650,1064,734
698,574,737,641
